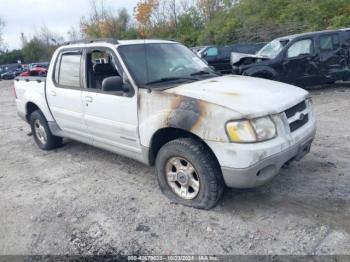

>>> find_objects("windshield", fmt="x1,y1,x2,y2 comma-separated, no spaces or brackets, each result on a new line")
118,43,217,88
257,39,289,59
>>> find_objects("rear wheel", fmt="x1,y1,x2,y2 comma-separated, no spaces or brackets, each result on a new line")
155,138,224,209
30,110,62,150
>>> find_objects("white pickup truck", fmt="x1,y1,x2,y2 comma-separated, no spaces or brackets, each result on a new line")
14,39,316,209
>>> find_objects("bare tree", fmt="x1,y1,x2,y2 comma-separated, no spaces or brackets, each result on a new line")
196,0,224,21
67,26,83,41
81,0,132,39
20,32,28,48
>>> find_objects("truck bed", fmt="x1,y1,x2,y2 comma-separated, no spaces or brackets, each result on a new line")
14,76,54,123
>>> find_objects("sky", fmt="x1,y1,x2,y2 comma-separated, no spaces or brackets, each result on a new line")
0,0,138,50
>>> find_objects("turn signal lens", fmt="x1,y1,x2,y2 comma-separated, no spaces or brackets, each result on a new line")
226,120,256,143
226,117,276,143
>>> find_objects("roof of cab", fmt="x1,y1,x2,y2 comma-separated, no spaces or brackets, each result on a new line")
117,39,176,45
62,39,176,48
277,29,342,41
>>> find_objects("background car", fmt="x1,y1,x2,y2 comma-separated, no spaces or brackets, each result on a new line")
28,62,49,70
20,66,48,77
231,28,350,87
0,64,21,80
197,43,266,74
1,70,16,80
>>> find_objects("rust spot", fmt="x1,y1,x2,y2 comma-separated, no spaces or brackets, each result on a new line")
166,96,205,131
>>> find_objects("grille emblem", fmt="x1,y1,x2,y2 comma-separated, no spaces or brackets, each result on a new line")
295,112,305,121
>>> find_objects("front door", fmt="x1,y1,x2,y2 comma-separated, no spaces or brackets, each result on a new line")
282,38,322,87
82,48,141,157
46,50,90,142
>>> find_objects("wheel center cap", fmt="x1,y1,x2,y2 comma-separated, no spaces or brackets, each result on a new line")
177,171,188,185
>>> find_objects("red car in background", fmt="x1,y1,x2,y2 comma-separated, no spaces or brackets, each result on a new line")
20,66,48,77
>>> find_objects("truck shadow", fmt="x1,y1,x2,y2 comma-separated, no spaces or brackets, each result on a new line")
54,123,350,235
220,159,350,234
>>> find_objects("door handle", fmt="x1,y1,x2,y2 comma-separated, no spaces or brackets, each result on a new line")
85,96,93,103
50,91,56,96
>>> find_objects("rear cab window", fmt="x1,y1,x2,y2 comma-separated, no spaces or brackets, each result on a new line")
54,51,82,88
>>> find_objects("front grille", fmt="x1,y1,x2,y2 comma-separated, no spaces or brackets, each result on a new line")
285,101,307,118
289,114,309,132
284,100,309,132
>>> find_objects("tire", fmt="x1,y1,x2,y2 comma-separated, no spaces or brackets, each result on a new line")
30,110,62,150
155,138,224,209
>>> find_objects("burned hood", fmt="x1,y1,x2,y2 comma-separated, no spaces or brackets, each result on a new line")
230,52,269,66
164,75,309,118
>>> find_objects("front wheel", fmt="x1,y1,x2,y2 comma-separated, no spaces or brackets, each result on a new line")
30,110,62,150
155,138,224,209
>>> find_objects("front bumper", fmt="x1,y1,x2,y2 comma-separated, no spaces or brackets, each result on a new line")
221,128,315,188
207,112,316,188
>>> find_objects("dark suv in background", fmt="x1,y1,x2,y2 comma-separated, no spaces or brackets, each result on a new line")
231,28,350,87
196,43,266,74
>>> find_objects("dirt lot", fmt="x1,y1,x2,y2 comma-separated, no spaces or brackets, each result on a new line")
0,79,349,256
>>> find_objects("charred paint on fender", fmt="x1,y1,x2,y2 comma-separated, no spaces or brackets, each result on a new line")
137,85,246,146
166,96,206,131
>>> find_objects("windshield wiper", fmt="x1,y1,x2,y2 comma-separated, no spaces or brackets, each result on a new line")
145,77,197,86
190,70,221,77
190,70,211,76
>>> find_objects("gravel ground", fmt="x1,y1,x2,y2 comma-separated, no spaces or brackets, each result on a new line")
0,79,349,256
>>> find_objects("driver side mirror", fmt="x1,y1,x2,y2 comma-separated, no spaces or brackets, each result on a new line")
102,76,128,92
202,51,208,58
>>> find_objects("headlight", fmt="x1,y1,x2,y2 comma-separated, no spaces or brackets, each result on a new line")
226,116,276,143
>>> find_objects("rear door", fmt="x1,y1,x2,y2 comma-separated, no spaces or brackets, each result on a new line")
46,50,90,142
318,33,349,82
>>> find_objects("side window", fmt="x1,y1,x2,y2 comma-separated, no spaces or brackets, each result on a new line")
220,46,231,58
287,39,313,58
57,53,82,87
206,47,219,57
86,49,120,90
320,34,340,52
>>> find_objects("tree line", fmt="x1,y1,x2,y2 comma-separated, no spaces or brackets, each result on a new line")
1,0,350,64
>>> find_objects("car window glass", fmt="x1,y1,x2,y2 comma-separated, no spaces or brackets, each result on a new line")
332,35,340,47
287,39,312,58
119,43,213,87
320,35,333,51
320,34,340,52
258,39,288,59
86,49,120,90
118,44,147,86
220,47,231,57
58,53,81,87
206,47,219,57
